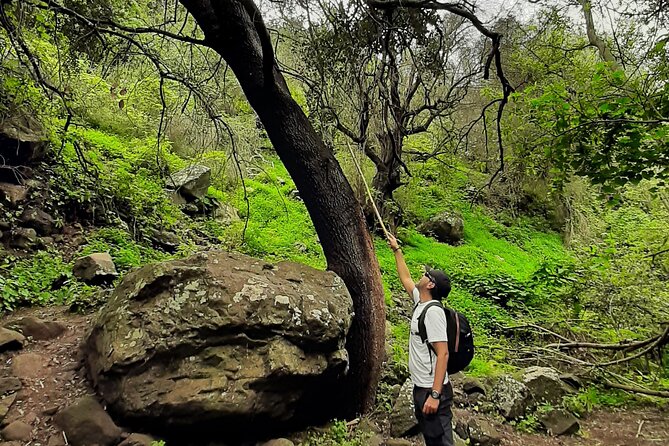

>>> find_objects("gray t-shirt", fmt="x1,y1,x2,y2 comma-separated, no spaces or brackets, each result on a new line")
409,287,449,388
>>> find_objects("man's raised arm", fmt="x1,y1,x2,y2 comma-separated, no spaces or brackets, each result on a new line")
387,233,415,298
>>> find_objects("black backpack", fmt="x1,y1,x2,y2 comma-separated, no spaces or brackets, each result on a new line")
416,300,475,374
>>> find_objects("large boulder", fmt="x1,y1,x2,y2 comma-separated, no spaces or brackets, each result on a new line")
389,379,418,437
418,211,464,245
84,251,353,439
0,113,48,165
522,366,572,404
166,165,211,202
490,376,532,420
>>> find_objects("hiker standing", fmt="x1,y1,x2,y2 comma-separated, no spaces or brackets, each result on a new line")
387,233,455,446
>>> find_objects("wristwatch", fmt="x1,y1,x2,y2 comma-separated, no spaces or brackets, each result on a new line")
430,390,441,399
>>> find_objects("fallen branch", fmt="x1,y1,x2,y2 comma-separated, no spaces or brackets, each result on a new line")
547,335,661,352
602,380,669,398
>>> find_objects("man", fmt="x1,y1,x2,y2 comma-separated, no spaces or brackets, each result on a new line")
387,233,454,446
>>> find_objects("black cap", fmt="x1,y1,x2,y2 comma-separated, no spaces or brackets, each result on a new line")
426,267,451,299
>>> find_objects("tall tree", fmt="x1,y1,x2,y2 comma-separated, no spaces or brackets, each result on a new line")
1,0,386,414
291,2,479,225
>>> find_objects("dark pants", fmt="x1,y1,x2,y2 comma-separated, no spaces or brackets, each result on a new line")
413,383,454,446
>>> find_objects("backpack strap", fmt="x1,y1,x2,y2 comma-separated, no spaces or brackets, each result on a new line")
417,300,443,352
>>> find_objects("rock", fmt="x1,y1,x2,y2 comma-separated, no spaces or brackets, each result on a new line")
0,329,24,352
54,396,122,446
149,229,180,253
490,376,532,420
0,183,28,207
367,434,384,446
559,374,583,390
522,366,572,404
418,211,465,245
0,442,22,446
6,228,38,250
213,202,241,224
118,433,156,446
454,419,469,440
18,208,55,235
84,251,353,438
0,113,48,165
540,408,580,436
462,377,486,395
468,418,501,446
72,253,118,284
390,379,418,437
11,353,46,378
453,387,468,407
1,421,32,441
0,221,9,231
261,439,294,446
167,165,211,201
0,395,17,424
0,379,21,397
385,439,412,446
47,434,66,446
23,412,38,426
453,430,467,446
5,316,66,341
43,405,59,416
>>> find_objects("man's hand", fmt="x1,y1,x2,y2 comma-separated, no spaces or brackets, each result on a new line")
387,233,400,251
422,395,439,415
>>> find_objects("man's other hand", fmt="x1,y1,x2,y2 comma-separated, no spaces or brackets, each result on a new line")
423,395,439,415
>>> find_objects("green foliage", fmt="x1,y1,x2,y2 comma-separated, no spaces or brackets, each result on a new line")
563,386,633,417
80,228,172,271
303,420,370,446
0,251,95,311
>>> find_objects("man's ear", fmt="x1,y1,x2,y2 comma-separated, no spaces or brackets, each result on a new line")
426,281,435,290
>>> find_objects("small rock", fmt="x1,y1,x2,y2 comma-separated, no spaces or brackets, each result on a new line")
468,418,501,446
43,405,59,416
12,353,47,378
453,430,467,446
0,379,21,397
540,408,580,436
490,376,533,420
390,379,418,437
18,208,56,235
149,229,180,253
0,394,17,424
166,165,211,201
385,439,412,446
118,433,157,446
522,366,572,404
47,434,66,446
261,439,294,446
5,317,67,341
462,377,486,395
367,434,384,446
418,211,465,245
0,328,24,352
23,412,38,426
54,396,122,446
0,183,28,207
72,253,118,284
7,228,38,250
1,420,32,441
559,374,583,390
454,419,469,440
213,202,240,224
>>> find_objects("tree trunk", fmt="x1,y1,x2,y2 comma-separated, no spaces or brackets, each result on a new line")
178,0,386,415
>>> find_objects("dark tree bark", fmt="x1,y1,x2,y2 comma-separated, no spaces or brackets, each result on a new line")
178,0,386,415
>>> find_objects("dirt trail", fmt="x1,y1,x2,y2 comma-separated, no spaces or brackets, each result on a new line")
1,306,668,446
